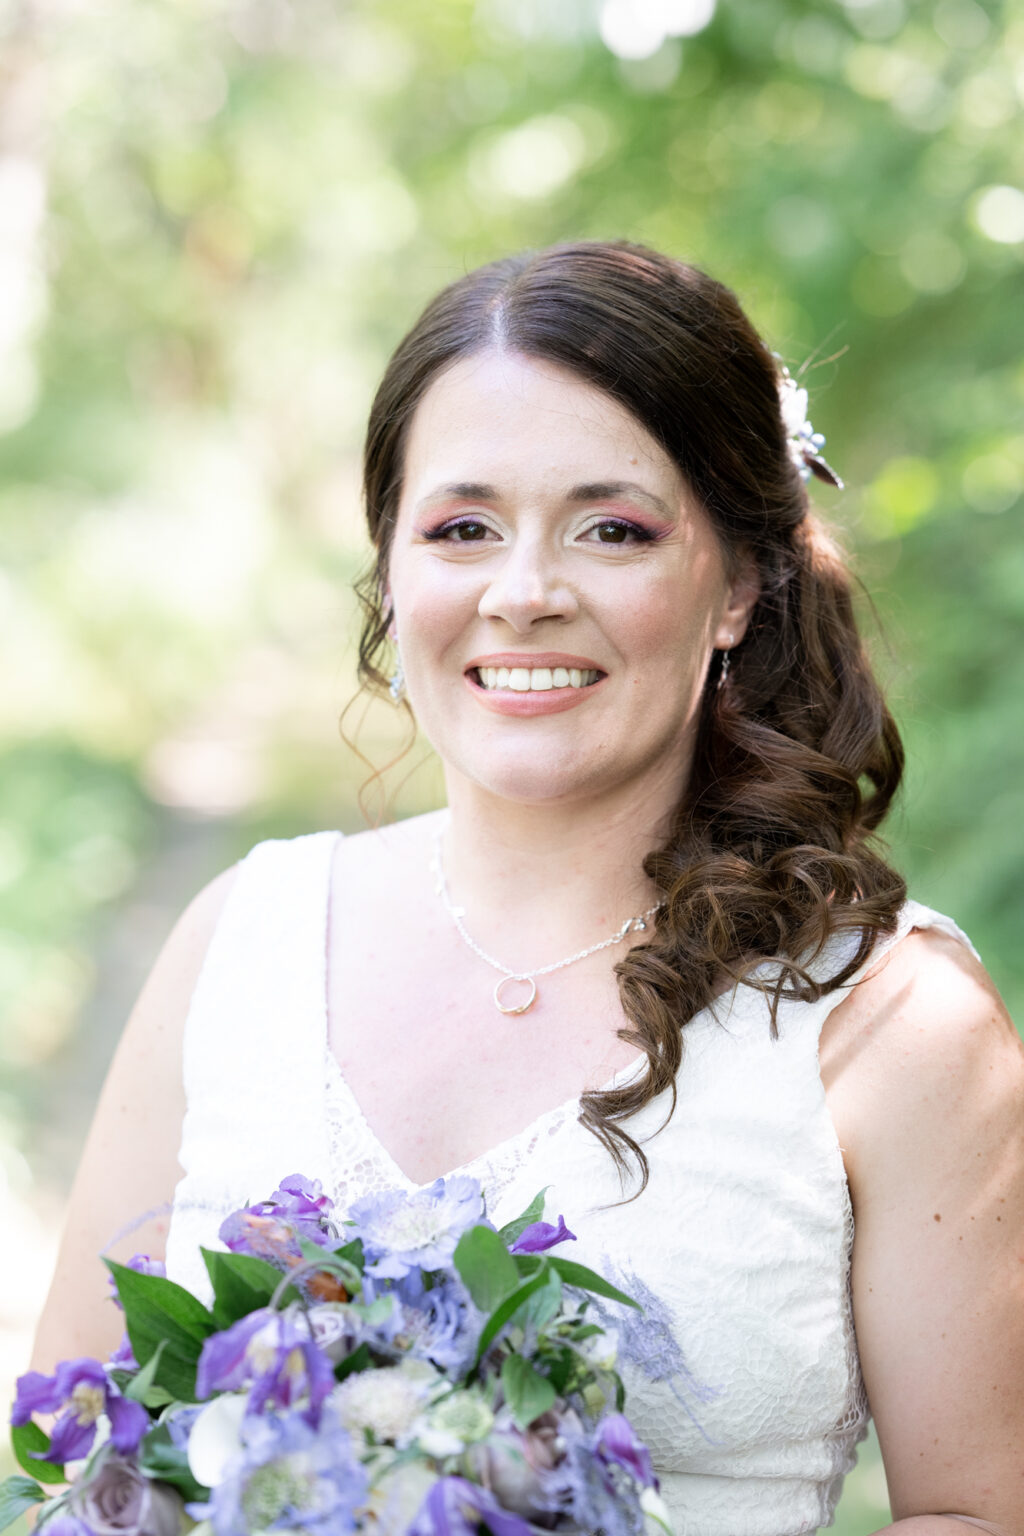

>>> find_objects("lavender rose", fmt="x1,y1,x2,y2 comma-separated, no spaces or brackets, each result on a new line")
71,1452,185,1536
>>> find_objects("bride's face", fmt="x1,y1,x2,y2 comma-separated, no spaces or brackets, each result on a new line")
386,349,757,809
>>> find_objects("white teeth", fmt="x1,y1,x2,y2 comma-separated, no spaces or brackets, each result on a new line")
477,666,600,692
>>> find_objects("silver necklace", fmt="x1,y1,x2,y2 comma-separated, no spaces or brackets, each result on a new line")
430,824,662,1016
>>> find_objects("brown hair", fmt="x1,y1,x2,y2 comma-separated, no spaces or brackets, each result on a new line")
357,240,906,1195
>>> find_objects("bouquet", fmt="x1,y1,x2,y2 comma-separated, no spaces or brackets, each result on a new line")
3,1174,671,1536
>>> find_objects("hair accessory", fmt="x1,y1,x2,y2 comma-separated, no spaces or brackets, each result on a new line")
777,364,844,489
388,655,406,703
430,822,662,1016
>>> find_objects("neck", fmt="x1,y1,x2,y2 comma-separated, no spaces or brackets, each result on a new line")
437,765,683,967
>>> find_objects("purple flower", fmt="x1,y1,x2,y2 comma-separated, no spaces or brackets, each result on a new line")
70,1448,185,1535
12,1358,148,1465
269,1174,335,1231
37,1516,93,1536
408,1475,535,1536
187,1409,367,1536
219,1175,336,1267
108,1255,166,1313
594,1413,657,1490
346,1177,484,1280
108,1334,138,1371
195,1308,335,1426
510,1216,576,1254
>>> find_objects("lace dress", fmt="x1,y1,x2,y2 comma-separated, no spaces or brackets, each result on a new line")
165,831,977,1536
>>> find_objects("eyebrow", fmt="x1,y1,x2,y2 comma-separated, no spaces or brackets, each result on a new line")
416,480,674,518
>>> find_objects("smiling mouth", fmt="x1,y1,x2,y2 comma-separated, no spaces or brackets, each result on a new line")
469,665,604,693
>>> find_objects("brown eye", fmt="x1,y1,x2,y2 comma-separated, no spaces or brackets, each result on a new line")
453,521,489,541
596,521,630,543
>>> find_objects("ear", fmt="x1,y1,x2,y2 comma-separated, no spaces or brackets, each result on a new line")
713,552,760,650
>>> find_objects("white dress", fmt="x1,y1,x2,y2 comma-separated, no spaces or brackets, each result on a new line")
166,832,978,1536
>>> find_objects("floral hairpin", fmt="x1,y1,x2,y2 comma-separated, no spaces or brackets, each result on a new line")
777,362,844,489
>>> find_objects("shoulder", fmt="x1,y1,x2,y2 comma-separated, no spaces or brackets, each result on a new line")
822,917,1024,1527
821,914,1023,1204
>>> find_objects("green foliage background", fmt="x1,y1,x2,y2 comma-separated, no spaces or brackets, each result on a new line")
1,1,1021,1529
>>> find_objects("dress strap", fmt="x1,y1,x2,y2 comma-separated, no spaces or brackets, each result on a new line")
802,898,980,1042
167,831,338,1297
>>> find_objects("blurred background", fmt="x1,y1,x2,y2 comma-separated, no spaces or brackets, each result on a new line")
1,0,1022,1528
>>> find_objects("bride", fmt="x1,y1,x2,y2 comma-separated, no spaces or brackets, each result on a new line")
30,242,1023,1535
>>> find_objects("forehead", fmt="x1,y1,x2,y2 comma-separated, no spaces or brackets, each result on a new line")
399,349,685,499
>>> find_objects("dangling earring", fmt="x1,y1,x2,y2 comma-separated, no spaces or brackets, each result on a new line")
717,635,734,692
388,653,406,703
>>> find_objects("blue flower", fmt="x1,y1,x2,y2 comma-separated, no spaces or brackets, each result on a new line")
374,1270,481,1374
196,1309,336,1426
346,1178,484,1280
12,1358,148,1465
187,1410,367,1536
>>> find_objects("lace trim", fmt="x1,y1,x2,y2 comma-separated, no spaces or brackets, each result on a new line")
323,1049,580,1213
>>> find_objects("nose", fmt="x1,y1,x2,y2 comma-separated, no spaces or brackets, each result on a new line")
476,535,579,632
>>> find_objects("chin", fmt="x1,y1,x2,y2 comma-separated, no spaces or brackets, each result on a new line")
455,747,631,807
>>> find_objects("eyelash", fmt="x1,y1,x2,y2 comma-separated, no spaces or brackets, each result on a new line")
422,516,659,546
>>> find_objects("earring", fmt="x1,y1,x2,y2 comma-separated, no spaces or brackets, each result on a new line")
717,634,735,692
388,654,405,704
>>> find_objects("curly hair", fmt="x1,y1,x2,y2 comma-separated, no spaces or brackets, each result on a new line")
356,240,906,1196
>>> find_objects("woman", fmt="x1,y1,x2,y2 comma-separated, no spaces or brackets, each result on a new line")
31,242,1023,1535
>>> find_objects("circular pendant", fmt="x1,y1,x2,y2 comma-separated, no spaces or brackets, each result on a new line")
494,975,537,1016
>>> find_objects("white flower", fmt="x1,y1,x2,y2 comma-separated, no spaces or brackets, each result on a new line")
330,1366,435,1445
641,1485,674,1534
414,1390,495,1457
778,373,810,439
579,1327,619,1372
187,1393,247,1488
366,1460,439,1536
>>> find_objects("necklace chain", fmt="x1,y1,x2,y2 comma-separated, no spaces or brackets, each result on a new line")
430,823,662,1015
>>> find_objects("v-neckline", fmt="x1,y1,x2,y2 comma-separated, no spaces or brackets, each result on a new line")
321,829,651,1193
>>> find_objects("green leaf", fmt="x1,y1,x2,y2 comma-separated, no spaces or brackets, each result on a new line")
330,1237,364,1270
201,1249,294,1327
472,1267,554,1365
453,1226,519,1313
349,1294,393,1328
519,1269,563,1329
138,1425,207,1501
106,1260,216,1401
123,1338,166,1403
497,1188,550,1249
0,1475,46,1533
500,1355,556,1431
10,1423,65,1484
548,1259,641,1310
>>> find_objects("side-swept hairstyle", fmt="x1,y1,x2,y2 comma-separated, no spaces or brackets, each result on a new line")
358,240,906,1195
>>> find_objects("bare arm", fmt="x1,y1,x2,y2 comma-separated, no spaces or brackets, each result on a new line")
29,863,240,1373
826,928,1024,1536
